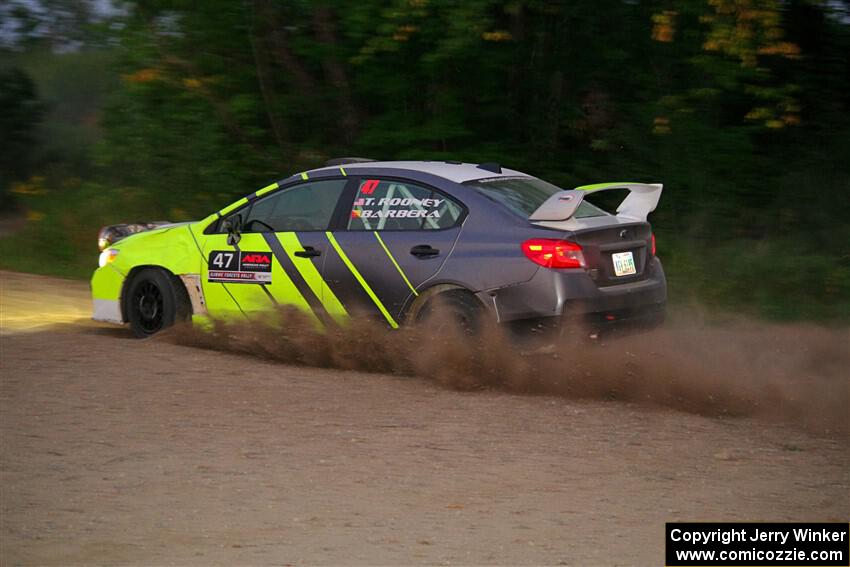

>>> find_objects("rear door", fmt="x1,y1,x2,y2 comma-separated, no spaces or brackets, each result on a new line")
322,176,465,327
200,178,349,326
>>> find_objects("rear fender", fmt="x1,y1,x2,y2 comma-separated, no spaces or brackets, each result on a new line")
401,283,486,325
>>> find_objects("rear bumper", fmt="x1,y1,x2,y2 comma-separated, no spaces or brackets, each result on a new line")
477,257,667,325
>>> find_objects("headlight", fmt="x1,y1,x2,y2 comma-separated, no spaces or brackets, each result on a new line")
98,248,119,268
98,226,118,251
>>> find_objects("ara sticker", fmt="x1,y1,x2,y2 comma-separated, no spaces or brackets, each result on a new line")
208,250,272,284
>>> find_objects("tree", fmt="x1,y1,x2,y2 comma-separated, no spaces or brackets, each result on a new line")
0,67,43,210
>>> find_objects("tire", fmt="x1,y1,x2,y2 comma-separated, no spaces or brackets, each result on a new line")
125,268,189,338
415,290,483,336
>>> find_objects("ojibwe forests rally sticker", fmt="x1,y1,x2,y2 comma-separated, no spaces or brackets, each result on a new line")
208,250,272,283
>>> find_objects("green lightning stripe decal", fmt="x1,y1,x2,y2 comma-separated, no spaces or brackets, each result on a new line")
256,181,278,197
277,232,349,325
373,231,418,297
325,231,399,329
219,197,249,216
574,181,640,192
300,172,309,180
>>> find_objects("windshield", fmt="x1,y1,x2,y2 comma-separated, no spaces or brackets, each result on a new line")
467,177,608,219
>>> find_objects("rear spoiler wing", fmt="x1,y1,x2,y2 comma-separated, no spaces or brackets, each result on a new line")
529,182,663,223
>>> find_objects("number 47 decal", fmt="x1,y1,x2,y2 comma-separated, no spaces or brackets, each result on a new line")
211,251,235,269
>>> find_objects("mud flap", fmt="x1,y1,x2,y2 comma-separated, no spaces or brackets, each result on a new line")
179,274,207,316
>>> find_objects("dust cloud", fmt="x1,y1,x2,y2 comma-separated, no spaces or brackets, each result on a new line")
166,306,849,436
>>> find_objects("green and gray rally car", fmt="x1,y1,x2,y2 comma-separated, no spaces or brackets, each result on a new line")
92,159,666,337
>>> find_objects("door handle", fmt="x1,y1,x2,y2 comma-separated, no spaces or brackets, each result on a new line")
410,244,440,258
294,246,321,258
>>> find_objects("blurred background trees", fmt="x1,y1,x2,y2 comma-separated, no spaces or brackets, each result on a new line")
0,67,43,210
1,0,848,319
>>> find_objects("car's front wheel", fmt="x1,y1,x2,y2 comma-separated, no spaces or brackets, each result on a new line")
125,268,189,338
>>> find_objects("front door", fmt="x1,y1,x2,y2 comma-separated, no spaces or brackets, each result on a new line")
199,178,349,327
322,177,465,328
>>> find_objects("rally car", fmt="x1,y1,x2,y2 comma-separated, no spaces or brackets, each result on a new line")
92,159,667,338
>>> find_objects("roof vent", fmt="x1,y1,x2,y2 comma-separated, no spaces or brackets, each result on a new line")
477,162,502,174
324,157,377,166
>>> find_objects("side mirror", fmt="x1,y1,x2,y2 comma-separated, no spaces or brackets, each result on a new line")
224,214,242,246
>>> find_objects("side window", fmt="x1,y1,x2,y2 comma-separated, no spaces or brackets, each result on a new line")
235,179,346,232
347,178,463,231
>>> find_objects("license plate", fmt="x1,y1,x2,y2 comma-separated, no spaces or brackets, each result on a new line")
612,251,636,276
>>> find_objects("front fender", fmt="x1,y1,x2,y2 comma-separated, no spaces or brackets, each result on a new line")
91,223,205,324
109,224,203,277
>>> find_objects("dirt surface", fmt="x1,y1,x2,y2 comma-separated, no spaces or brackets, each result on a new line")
0,270,91,334
1,271,848,566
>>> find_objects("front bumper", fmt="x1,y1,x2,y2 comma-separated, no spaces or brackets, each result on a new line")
477,257,667,325
92,298,123,324
91,264,126,324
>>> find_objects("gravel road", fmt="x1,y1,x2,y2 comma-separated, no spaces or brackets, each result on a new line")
1,271,847,566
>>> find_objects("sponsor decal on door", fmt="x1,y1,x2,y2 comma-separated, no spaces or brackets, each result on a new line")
208,250,272,283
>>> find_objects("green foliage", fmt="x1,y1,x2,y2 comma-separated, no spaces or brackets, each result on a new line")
0,179,153,278
0,67,43,209
5,49,119,176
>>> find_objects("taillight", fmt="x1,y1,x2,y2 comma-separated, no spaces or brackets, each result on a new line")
521,238,586,269
651,233,656,256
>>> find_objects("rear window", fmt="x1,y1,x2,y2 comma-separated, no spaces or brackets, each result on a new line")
467,177,608,219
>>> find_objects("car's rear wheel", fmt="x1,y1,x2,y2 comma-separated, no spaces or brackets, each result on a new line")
125,268,189,338
416,290,483,336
